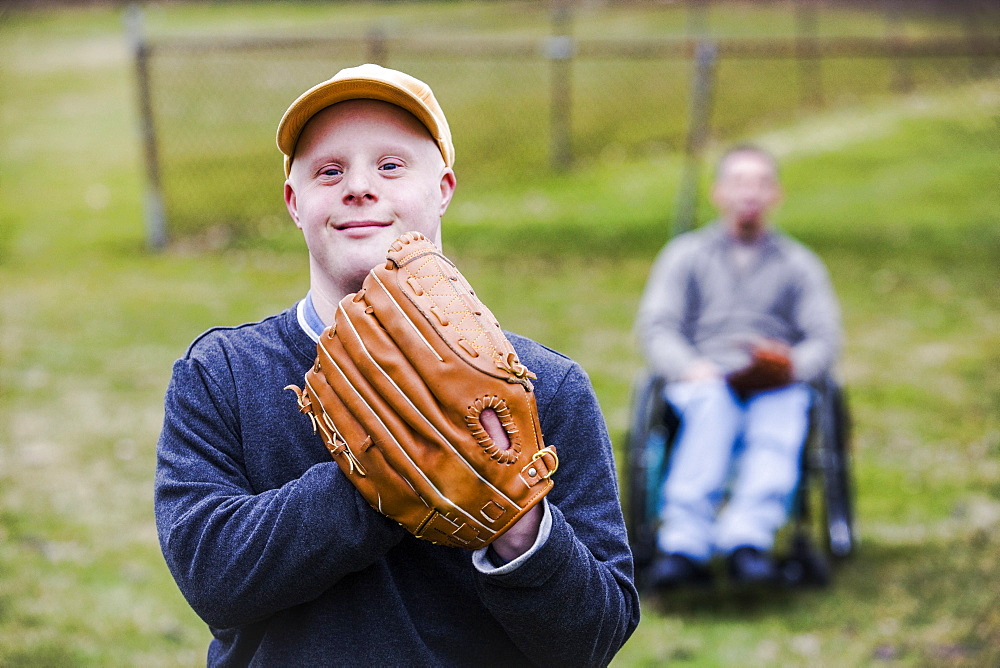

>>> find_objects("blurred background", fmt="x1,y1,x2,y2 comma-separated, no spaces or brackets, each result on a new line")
1,0,998,664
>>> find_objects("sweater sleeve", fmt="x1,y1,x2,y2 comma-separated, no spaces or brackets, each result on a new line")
472,362,640,668
635,238,702,381
154,356,406,630
789,249,842,383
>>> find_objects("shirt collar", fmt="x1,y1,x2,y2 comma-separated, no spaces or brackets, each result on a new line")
296,291,327,343
710,221,779,252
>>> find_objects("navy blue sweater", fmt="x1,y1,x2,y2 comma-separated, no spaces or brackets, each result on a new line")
155,305,639,666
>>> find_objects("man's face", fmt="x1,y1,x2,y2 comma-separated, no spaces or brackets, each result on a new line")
711,151,781,241
284,99,456,297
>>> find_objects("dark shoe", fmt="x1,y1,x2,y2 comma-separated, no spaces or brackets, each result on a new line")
649,551,713,589
727,546,779,585
778,534,831,587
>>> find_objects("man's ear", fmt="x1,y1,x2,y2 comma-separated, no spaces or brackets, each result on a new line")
284,180,302,229
709,182,724,211
438,168,457,218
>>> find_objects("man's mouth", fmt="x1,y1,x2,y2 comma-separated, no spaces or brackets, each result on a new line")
334,220,392,231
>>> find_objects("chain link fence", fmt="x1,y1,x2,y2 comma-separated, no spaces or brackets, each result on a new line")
127,0,999,248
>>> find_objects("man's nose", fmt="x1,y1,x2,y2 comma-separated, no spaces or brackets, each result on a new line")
343,170,377,203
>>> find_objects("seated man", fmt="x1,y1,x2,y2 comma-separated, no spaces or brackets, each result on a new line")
635,144,841,587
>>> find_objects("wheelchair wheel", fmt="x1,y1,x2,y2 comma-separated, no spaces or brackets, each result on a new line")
783,377,856,585
818,380,855,558
624,374,676,572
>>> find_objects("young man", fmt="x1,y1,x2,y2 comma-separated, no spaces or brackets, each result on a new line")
635,145,841,587
155,64,638,665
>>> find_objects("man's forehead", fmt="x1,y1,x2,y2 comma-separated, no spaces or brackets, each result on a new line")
718,151,778,180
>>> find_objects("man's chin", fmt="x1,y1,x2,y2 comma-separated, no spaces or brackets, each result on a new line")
737,217,765,232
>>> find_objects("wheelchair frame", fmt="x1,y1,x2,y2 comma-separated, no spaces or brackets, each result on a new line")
624,373,856,588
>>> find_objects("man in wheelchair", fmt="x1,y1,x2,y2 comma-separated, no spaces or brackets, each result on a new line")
634,145,842,588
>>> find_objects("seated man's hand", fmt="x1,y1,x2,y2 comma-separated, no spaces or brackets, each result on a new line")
683,358,723,382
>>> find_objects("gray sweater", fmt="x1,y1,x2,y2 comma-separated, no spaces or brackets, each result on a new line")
155,304,639,667
636,224,841,383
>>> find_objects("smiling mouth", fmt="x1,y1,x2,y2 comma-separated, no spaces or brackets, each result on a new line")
335,220,392,230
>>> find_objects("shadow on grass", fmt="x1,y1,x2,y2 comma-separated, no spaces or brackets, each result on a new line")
639,533,999,664
643,575,826,620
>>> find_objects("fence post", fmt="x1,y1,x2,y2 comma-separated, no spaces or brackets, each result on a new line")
884,0,913,93
674,40,717,238
686,0,710,39
795,0,823,108
367,24,388,66
125,4,167,251
962,0,994,78
548,0,573,168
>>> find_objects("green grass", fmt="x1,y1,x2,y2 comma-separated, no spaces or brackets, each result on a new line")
1,2,998,665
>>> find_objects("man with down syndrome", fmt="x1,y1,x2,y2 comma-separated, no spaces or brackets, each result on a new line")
154,64,639,665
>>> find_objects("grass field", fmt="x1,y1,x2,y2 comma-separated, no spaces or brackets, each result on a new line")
1,2,998,665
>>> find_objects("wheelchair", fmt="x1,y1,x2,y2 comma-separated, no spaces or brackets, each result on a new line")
624,372,856,589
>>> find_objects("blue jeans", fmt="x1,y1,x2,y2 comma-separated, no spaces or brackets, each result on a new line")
656,379,812,562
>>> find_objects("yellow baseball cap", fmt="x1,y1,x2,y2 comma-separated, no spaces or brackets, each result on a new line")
276,63,454,177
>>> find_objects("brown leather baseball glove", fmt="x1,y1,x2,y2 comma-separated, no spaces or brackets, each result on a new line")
286,232,557,549
726,344,793,399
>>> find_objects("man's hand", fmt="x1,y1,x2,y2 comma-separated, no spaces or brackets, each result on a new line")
491,504,542,562
683,358,723,382
753,338,791,359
